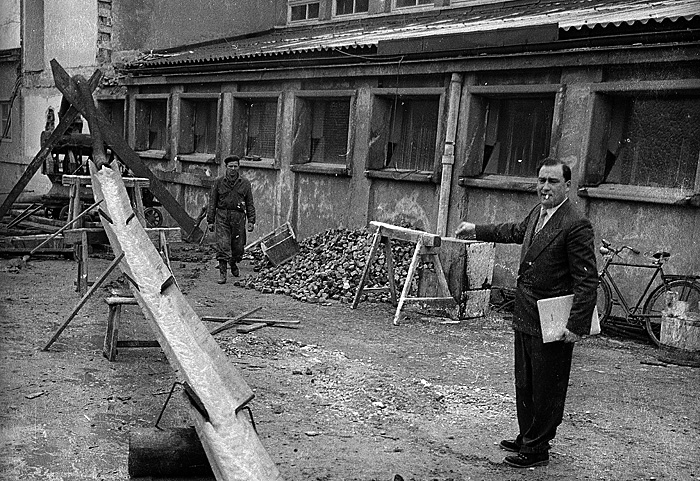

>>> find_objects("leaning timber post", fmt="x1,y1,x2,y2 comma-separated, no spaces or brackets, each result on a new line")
50,60,204,243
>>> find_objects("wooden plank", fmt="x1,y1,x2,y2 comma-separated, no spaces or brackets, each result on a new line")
202,317,300,326
86,160,280,480
236,322,267,334
0,71,101,221
371,221,441,247
50,61,203,243
210,307,262,335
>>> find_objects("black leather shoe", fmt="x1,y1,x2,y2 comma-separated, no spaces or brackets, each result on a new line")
503,453,549,468
499,439,521,452
230,263,240,277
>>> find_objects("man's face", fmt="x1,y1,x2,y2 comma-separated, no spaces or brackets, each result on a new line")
226,161,240,176
537,163,570,209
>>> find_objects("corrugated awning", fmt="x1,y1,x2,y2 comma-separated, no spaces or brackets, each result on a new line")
127,0,699,68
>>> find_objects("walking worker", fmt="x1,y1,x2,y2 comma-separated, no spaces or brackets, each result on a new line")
207,155,256,284
455,157,598,468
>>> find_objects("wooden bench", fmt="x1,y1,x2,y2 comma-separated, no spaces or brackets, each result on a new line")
103,296,159,361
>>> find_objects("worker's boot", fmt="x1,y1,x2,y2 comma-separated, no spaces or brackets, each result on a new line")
217,261,227,284
230,261,240,277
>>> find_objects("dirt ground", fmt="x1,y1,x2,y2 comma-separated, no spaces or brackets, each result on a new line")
0,247,698,481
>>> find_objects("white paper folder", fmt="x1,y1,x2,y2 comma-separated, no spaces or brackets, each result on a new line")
537,294,600,343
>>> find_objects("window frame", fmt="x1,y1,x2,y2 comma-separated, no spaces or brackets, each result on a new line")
392,0,434,11
458,84,563,192
288,0,321,23
580,80,700,206
132,93,171,159
332,0,369,18
176,92,221,164
366,87,446,183
291,90,356,177
0,100,12,142
230,91,282,170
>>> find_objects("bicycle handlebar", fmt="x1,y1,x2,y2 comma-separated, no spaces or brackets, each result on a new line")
600,239,640,257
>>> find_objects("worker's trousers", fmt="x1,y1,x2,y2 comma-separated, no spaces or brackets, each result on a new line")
513,330,574,454
214,209,247,265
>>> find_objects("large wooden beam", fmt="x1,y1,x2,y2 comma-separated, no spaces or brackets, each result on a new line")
87,159,281,480
0,70,101,221
50,60,203,243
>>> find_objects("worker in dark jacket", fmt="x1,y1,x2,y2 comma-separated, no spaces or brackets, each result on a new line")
207,156,255,284
455,157,598,468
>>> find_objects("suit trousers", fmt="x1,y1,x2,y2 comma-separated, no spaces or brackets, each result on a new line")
214,209,247,264
513,330,574,454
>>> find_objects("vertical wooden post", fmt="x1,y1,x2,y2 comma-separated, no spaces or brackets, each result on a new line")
79,230,90,295
384,237,397,306
393,237,424,326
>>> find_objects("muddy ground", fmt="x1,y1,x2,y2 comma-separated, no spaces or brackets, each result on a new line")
0,247,698,481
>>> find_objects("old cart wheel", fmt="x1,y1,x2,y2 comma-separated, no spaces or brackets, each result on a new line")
144,207,163,228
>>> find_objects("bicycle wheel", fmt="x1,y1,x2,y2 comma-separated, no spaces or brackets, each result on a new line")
643,279,700,346
597,277,613,328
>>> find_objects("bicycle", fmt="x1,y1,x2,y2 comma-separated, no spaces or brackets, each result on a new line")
596,239,700,346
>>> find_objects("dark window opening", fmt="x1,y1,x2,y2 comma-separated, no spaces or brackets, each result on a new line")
603,95,699,190
291,2,320,21
245,100,277,159
135,99,167,151
385,98,439,172
482,97,554,177
396,0,432,7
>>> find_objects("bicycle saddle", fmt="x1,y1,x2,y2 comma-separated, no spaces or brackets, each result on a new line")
653,251,670,259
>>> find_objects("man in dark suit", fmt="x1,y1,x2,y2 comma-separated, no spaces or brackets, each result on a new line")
455,156,598,468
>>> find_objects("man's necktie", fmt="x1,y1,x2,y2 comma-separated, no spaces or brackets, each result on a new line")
535,210,548,234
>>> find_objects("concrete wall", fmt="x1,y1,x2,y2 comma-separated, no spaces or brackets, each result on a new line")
112,0,276,51
0,0,20,49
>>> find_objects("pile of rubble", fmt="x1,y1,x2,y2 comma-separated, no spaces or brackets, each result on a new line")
235,227,423,304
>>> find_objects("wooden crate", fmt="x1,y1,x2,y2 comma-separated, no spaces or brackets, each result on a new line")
260,223,300,266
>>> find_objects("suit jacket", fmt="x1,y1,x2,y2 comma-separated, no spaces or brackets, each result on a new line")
475,199,598,337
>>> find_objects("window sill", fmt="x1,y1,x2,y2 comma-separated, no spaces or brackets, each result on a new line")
578,184,700,207
291,162,350,176
241,158,278,170
365,169,435,183
458,175,537,192
177,153,216,164
137,150,168,160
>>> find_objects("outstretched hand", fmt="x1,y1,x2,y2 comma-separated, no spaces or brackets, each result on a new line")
454,221,476,239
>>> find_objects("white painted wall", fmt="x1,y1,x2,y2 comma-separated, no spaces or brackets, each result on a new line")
44,0,97,68
0,0,21,49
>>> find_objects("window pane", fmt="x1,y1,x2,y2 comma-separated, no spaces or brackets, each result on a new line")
1,102,10,140
336,0,354,15
396,0,417,7
386,98,439,171
291,5,306,21
356,0,369,12
608,96,699,189
246,101,277,159
308,3,320,17
309,99,350,164
483,97,554,177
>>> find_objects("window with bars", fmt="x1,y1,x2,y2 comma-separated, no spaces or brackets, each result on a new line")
292,97,351,165
290,1,320,21
179,97,218,155
1,101,10,140
587,93,700,190
395,0,432,8
481,97,554,178
134,98,168,152
369,95,441,173
244,100,278,159
335,0,369,15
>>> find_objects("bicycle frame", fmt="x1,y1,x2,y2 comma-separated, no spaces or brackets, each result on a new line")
599,258,665,322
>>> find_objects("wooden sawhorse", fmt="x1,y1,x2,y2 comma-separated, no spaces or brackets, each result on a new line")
351,221,456,325
103,296,160,361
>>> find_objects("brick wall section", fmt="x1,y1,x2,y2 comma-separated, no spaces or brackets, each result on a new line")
97,0,113,65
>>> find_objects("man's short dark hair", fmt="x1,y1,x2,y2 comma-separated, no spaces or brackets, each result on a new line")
537,157,571,182
223,155,240,165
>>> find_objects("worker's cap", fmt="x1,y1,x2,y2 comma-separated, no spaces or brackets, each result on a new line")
223,155,241,166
